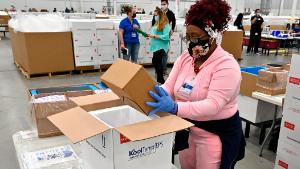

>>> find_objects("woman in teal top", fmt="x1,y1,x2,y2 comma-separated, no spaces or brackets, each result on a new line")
148,7,171,84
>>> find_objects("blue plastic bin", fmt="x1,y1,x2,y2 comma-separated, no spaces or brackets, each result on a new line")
97,82,108,89
30,84,99,96
240,66,266,76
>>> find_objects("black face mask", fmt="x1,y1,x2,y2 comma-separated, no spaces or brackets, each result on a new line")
188,39,210,58
132,13,136,18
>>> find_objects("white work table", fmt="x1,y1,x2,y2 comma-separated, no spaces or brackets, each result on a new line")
252,92,285,157
244,32,294,40
252,92,284,107
13,130,179,169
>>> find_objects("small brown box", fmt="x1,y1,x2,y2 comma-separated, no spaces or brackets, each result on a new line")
32,90,94,138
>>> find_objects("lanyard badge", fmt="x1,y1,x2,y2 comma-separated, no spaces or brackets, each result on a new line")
132,32,137,38
178,77,195,100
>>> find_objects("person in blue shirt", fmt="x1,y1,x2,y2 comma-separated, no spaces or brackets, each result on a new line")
118,5,140,63
148,7,171,84
290,24,300,36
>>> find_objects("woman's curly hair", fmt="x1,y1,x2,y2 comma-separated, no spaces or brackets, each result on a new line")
185,0,231,32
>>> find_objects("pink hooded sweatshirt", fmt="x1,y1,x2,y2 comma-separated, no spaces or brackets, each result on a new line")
162,45,241,169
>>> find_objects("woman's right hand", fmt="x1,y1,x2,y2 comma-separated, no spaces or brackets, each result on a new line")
120,43,125,49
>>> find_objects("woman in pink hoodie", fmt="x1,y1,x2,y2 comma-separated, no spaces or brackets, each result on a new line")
146,0,245,169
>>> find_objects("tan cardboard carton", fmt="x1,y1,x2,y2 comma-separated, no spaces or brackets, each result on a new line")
100,59,157,115
256,69,288,95
221,30,243,60
32,90,94,138
9,30,75,75
240,71,258,97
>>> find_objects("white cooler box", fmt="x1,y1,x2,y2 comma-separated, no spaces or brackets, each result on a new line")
81,106,174,169
48,105,192,169
275,138,300,169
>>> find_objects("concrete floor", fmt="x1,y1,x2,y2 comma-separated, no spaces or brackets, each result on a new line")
0,35,293,169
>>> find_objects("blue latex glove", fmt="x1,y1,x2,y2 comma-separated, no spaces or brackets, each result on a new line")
146,85,178,116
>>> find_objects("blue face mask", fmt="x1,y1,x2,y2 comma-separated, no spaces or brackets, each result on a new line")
155,16,159,22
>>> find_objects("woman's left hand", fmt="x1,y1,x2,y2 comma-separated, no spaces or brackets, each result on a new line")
133,24,139,29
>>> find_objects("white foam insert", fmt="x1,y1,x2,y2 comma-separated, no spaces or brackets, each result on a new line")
89,105,151,128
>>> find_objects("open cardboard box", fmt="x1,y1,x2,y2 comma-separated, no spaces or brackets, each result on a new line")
48,105,193,169
32,91,122,138
100,59,157,114
31,90,94,138
49,59,194,168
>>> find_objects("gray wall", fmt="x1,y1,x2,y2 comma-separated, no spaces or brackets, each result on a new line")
1,0,239,15
1,0,299,16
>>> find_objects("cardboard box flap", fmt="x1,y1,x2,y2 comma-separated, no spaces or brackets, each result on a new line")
100,59,142,89
115,115,194,141
48,107,110,143
69,92,120,106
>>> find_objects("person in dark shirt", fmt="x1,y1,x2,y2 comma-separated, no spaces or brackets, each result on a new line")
152,0,176,33
65,7,70,13
289,24,300,36
234,13,244,33
247,9,264,55
152,0,176,75
53,8,57,12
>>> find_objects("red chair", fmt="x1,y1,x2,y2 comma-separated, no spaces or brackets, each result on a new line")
243,37,250,46
264,40,280,55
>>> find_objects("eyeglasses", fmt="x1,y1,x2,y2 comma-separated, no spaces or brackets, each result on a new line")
183,34,209,43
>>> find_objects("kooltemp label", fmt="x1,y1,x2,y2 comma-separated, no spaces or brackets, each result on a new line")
128,141,164,161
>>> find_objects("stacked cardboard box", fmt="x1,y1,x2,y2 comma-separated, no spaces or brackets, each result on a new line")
256,68,288,95
275,55,300,169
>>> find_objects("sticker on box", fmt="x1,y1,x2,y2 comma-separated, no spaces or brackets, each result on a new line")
21,145,78,169
20,130,38,140
289,77,300,85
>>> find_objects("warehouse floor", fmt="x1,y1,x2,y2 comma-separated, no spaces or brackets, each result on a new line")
0,35,293,169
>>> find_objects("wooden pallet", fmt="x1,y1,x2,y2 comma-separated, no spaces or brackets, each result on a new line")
75,64,112,73
74,66,101,74
14,61,72,79
100,64,112,72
